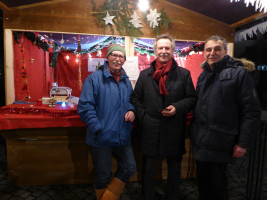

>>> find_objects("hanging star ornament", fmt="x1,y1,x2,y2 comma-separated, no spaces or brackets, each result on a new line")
102,12,115,25
146,9,161,28
130,11,143,28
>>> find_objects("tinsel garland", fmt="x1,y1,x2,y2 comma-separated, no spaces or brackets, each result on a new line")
0,105,78,117
14,31,50,51
176,42,205,57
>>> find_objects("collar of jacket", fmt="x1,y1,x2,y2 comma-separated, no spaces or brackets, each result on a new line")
203,55,232,74
99,61,128,80
148,58,178,76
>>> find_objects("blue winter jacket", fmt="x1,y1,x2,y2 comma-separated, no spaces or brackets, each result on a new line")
78,61,135,147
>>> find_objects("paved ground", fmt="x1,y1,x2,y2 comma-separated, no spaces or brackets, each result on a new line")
0,150,266,200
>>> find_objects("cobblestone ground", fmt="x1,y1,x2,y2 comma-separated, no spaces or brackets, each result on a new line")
0,151,266,200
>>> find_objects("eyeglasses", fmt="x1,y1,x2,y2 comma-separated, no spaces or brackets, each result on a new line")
110,53,125,60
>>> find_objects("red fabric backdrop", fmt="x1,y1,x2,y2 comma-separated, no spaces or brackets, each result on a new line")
135,52,205,88
13,37,204,100
56,48,108,97
14,35,52,102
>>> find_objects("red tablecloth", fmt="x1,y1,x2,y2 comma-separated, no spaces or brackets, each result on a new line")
0,104,86,130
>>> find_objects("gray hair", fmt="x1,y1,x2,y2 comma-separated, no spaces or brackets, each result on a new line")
205,35,228,50
153,34,175,51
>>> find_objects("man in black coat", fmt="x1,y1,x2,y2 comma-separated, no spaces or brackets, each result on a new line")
190,35,261,200
131,34,196,200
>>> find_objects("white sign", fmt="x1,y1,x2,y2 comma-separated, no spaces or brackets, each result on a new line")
88,58,106,72
122,56,139,81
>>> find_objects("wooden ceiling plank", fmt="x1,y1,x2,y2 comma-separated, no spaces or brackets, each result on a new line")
0,2,10,11
230,12,267,28
8,0,72,10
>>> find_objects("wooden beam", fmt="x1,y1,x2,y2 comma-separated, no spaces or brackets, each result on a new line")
0,2,9,11
8,0,72,10
230,12,267,28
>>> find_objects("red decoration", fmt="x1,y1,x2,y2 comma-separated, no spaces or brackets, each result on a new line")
77,35,81,52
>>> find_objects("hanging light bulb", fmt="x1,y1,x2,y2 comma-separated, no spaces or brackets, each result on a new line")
146,54,150,61
138,0,149,12
88,53,92,59
66,55,69,62
76,58,79,63
97,50,102,57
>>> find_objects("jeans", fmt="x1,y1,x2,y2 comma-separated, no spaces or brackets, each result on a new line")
90,144,136,189
141,155,182,200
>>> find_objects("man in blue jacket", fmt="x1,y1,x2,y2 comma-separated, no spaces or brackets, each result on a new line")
190,35,261,200
78,44,136,200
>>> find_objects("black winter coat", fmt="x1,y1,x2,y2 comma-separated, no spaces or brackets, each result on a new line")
190,55,261,163
131,59,196,157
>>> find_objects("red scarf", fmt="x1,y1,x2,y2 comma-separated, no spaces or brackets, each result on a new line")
153,58,173,96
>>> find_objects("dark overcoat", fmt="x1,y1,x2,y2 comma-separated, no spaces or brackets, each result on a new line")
190,55,261,163
131,58,196,157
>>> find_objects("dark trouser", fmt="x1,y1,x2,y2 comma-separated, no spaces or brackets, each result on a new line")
141,155,182,200
90,144,136,189
196,160,229,200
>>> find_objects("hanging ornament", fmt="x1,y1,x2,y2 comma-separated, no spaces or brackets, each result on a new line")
102,12,115,25
146,9,161,28
77,35,81,52
130,11,143,28
20,33,31,100
60,34,65,44
49,33,54,53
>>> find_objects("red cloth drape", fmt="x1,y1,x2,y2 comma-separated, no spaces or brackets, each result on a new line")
176,53,205,87
13,35,52,102
135,52,205,88
56,48,108,97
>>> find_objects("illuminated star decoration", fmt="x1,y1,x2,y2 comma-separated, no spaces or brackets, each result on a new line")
130,11,143,28
102,12,115,25
146,9,161,28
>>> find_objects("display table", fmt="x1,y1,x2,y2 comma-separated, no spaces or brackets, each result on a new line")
0,104,196,186
0,104,85,130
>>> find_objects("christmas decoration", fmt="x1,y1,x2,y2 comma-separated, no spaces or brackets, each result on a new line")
91,0,144,38
146,9,161,28
230,0,267,13
77,35,82,52
102,12,115,25
130,11,143,28
60,34,65,44
13,31,49,52
19,34,31,101
176,42,205,57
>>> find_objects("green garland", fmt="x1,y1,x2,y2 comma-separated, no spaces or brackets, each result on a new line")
91,0,174,38
13,31,50,51
91,0,143,38
13,31,59,68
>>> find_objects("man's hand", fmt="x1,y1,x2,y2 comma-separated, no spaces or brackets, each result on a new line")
125,111,135,122
233,145,247,157
161,105,176,117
